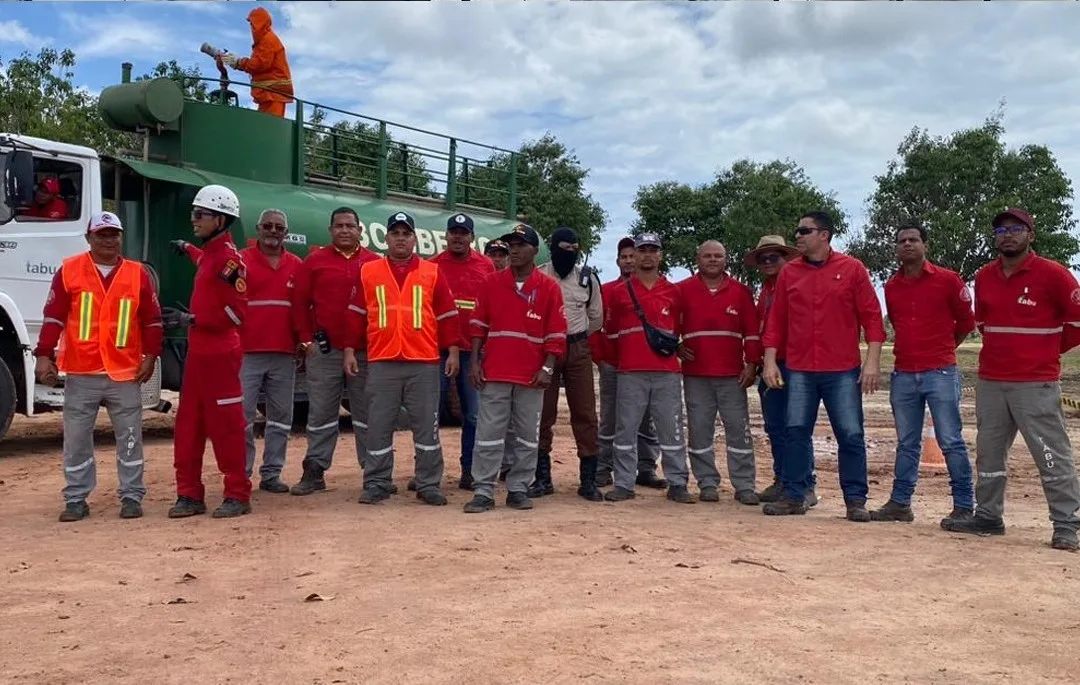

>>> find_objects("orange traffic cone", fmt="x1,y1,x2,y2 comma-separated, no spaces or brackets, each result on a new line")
920,408,946,471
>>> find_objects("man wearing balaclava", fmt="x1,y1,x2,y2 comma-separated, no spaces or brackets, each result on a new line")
533,227,604,502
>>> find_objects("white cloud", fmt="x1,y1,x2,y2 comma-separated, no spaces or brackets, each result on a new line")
0,20,49,48
63,12,175,59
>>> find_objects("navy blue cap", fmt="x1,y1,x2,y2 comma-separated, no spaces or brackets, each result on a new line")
387,211,415,231
447,213,474,232
498,223,540,248
634,232,662,248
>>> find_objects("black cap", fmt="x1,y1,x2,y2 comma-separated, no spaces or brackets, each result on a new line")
616,236,635,251
634,232,662,248
446,213,474,232
484,239,509,254
387,211,415,231
498,222,540,248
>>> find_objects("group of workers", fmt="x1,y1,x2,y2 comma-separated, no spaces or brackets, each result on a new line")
33,182,1080,552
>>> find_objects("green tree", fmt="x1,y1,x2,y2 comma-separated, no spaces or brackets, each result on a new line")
136,60,210,102
632,159,845,282
847,112,1078,283
457,133,607,252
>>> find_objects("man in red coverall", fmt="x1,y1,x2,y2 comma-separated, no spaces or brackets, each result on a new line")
24,177,68,219
165,184,252,519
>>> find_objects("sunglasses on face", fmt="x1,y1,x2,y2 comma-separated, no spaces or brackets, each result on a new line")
794,227,819,236
260,222,287,232
191,210,216,221
756,253,782,265
993,225,1028,236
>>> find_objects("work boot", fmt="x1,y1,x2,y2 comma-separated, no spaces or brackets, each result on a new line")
290,463,326,496
259,477,290,494
407,478,418,492
527,451,555,498
636,471,668,489
1051,528,1079,552
357,487,390,505
417,489,448,506
119,498,143,519
212,498,252,518
941,513,1005,536
939,506,974,528
59,501,90,522
762,498,808,516
604,487,636,502
168,496,207,518
595,469,613,488
735,490,761,506
699,486,720,502
459,472,475,491
577,456,604,502
506,491,534,510
870,499,914,522
666,486,696,504
759,480,782,503
845,501,871,522
463,495,495,513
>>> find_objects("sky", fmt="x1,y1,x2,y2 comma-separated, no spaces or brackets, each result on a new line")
3,0,1080,278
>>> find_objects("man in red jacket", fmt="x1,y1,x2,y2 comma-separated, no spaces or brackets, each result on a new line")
678,240,762,504
167,185,252,519
24,177,68,219
290,207,380,496
942,208,1080,551
463,224,567,512
484,239,509,271
762,211,886,521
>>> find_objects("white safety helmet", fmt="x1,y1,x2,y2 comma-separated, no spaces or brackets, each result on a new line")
192,184,240,218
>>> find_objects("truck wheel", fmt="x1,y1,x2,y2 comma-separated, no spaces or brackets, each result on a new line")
0,360,16,442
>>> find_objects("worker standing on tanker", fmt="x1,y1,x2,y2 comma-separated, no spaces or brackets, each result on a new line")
533,227,604,501
218,6,293,118
344,212,464,506
484,240,510,271
35,211,162,522
290,207,380,496
430,212,495,491
166,185,252,519
464,224,567,513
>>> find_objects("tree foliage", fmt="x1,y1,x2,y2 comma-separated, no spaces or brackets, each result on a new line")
632,159,845,282
847,111,1078,283
136,59,210,102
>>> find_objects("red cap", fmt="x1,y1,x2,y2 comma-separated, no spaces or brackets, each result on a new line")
39,177,60,194
992,207,1033,231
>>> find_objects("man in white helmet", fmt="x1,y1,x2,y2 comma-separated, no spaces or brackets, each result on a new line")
165,184,253,519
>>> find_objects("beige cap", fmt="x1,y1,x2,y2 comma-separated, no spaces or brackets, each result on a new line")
743,234,798,265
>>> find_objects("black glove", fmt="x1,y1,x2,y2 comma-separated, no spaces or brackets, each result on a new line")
170,240,189,257
162,309,195,329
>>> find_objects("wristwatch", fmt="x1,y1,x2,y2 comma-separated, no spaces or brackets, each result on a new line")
541,365,554,374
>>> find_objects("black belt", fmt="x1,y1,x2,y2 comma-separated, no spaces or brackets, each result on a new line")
566,332,589,344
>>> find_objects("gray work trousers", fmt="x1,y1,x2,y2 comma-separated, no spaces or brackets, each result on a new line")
684,375,756,492
61,374,146,504
301,348,367,473
613,372,689,490
975,379,1080,531
242,352,296,480
364,361,443,493
598,362,660,476
472,382,543,499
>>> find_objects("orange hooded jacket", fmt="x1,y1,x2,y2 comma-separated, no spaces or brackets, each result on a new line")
236,7,294,106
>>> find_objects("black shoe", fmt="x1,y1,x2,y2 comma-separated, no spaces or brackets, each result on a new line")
845,501,871,523
358,487,390,505
506,491,534,510
459,472,475,491
212,498,252,518
941,513,1005,536
59,501,90,522
940,506,973,528
762,497,808,516
637,472,668,489
119,498,143,519
666,486,696,504
576,456,604,502
259,477,290,494
759,480,782,503
595,470,613,488
1051,528,1079,551
417,489,448,506
168,496,207,518
527,452,555,498
407,478,418,492
870,499,914,522
604,487,636,502
699,486,720,502
735,490,760,506
290,463,326,496
464,495,495,513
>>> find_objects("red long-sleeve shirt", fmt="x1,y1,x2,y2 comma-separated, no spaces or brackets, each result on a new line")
34,258,163,360
762,250,885,372
677,274,761,377
756,276,786,362
291,245,380,350
885,261,975,372
589,278,624,366
430,249,495,348
344,255,464,358
975,251,1080,382
603,275,683,373
470,269,567,386
187,234,248,354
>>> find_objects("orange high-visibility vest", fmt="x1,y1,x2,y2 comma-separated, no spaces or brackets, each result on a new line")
57,253,143,381
361,258,439,362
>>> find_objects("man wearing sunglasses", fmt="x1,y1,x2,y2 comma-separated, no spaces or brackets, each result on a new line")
942,208,1080,551
761,211,885,522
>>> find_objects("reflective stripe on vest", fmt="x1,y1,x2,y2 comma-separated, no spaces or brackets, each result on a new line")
412,284,423,329
78,291,94,341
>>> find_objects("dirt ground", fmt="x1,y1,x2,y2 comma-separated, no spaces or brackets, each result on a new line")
1,389,1079,685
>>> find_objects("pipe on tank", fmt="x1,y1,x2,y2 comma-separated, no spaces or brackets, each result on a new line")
121,62,132,84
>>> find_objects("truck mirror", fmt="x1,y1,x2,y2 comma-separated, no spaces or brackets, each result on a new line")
0,149,34,224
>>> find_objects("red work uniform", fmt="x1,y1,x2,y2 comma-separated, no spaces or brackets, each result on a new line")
239,245,303,353
173,234,251,503
762,250,886,371
603,275,683,373
429,249,495,349
975,251,1080,381
885,261,975,372
588,278,623,366
292,245,380,351
26,198,68,219
677,274,762,376
756,276,784,362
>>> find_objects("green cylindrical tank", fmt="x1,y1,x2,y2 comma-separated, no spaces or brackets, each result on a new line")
99,77,185,132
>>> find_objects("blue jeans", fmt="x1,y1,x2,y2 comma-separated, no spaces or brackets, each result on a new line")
440,350,477,472
783,368,868,503
889,366,974,509
758,361,818,483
